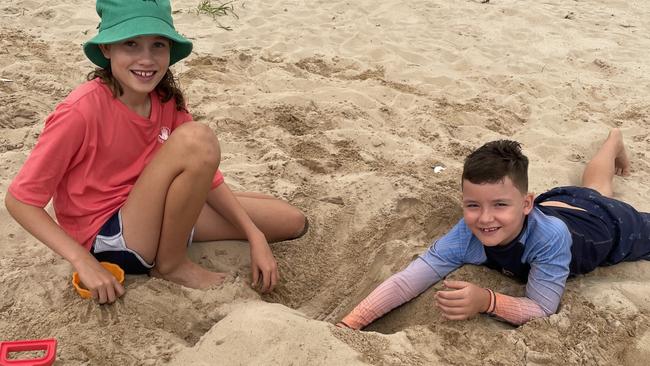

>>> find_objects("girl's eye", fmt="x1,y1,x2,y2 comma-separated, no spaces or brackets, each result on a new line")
495,202,508,207
124,41,137,47
154,42,168,48
464,204,478,209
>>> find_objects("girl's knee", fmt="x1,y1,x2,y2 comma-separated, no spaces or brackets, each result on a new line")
287,208,308,239
170,122,221,167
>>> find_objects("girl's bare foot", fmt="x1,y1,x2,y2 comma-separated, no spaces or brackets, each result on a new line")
151,258,227,289
608,128,631,176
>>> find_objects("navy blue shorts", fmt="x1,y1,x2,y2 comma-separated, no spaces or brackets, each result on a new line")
91,210,154,275
536,186,650,275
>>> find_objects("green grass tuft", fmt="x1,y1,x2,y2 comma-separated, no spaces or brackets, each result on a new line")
196,0,239,31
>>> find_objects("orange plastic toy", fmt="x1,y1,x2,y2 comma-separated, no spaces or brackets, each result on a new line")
0,338,57,366
72,262,124,299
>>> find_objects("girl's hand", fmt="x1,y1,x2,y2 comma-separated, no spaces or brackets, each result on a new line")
75,257,125,304
434,280,490,320
249,232,278,293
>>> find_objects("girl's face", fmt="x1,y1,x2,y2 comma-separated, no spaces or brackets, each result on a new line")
99,35,171,102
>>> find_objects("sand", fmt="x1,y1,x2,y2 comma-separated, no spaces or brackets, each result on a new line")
1,0,650,364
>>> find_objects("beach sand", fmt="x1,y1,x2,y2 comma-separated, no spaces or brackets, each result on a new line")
1,0,650,364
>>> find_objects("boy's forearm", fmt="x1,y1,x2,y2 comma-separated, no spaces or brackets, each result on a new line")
341,277,409,330
5,192,91,267
485,290,548,325
341,258,439,329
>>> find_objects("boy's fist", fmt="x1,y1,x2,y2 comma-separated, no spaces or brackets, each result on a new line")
434,280,491,320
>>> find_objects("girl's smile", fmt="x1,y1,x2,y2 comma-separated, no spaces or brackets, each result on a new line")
132,70,157,80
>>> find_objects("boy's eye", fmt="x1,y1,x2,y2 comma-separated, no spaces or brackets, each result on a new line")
495,202,508,207
154,41,168,48
464,203,479,208
124,40,137,47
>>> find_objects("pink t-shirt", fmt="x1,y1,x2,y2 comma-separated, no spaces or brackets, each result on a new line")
9,79,224,250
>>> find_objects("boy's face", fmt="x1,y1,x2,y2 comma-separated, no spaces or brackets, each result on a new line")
461,176,534,247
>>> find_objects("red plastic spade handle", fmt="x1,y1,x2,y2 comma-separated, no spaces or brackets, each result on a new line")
0,339,57,366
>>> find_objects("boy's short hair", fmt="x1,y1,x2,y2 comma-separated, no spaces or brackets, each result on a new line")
462,140,529,193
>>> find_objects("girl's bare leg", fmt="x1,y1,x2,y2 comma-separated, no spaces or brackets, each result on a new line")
121,122,226,289
581,128,631,198
193,193,306,242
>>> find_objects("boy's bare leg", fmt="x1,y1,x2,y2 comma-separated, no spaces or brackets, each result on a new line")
193,193,306,242
581,128,630,198
121,123,227,289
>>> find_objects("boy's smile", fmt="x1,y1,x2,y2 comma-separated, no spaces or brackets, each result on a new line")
99,35,171,110
462,177,533,247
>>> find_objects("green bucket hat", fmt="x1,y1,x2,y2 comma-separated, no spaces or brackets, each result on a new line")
83,0,193,68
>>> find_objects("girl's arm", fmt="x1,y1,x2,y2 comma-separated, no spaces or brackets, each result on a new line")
5,192,125,303
339,258,440,330
205,183,277,293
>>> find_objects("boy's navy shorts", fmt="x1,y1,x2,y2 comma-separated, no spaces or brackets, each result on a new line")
536,186,650,275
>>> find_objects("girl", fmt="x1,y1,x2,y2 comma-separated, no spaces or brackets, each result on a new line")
5,0,306,304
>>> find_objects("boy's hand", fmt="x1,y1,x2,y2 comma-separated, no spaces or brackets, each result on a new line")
249,232,278,293
434,280,490,320
76,257,125,304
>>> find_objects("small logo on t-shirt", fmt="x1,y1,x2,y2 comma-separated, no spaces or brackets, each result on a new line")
158,127,170,143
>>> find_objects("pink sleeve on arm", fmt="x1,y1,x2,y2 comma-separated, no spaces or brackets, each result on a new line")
488,292,548,325
340,258,440,330
9,105,86,207
211,169,224,189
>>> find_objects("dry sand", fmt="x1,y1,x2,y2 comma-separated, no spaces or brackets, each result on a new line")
1,0,650,364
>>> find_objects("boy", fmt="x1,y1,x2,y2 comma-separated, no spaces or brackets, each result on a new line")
338,129,650,328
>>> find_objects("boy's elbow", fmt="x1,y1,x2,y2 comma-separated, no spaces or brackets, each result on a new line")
544,303,559,317
531,300,557,321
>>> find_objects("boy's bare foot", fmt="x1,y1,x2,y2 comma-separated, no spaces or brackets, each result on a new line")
151,259,227,289
608,128,631,176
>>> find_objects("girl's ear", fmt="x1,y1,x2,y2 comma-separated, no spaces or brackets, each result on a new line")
98,44,111,60
523,192,535,215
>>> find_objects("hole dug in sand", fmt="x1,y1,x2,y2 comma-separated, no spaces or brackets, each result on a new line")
168,191,464,366
264,183,463,332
